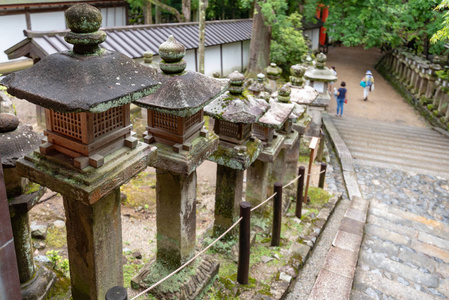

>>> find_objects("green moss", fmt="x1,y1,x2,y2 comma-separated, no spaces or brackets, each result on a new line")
142,260,200,294
45,226,67,249
121,169,156,209
24,182,41,194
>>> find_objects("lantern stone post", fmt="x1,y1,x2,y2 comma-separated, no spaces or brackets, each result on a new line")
204,71,268,236
1,4,160,299
0,113,56,299
246,93,294,207
132,35,227,298
304,53,337,137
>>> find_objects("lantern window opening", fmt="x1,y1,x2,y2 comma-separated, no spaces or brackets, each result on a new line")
152,111,179,134
185,110,203,131
50,111,83,141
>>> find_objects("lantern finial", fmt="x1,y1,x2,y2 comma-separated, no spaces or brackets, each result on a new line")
65,3,106,55
159,35,187,74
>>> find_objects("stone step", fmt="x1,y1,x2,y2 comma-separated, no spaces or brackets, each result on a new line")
351,156,449,178
338,130,449,152
348,145,449,167
333,118,448,137
343,138,449,158
334,125,449,148
331,116,437,136
351,149,449,171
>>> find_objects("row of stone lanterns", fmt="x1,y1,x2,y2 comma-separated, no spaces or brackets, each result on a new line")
382,49,448,123
0,3,328,299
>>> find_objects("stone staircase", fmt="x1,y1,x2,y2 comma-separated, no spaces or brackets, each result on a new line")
330,116,449,179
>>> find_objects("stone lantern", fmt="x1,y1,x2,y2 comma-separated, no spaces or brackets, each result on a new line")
132,35,227,298
425,64,442,100
1,4,160,299
285,64,316,186
0,113,56,299
246,93,294,207
248,73,270,96
204,71,268,235
304,53,336,137
141,51,160,74
266,62,282,92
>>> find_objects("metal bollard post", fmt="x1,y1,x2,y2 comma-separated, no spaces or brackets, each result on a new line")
237,201,251,284
271,182,283,247
319,162,327,189
105,286,128,300
295,166,305,219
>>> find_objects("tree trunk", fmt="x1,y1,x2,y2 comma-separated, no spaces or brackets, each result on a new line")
183,0,191,22
145,0,153,24
148,0,183,22
246,1,271,78
199,0,206,74
155,6,161,23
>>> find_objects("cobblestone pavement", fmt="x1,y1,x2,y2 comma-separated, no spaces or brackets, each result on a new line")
352,165,449,299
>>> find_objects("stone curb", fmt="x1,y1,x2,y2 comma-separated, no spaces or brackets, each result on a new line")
307,114,369,299
276,192,342,299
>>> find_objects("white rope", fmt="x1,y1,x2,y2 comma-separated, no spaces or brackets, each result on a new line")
130,217,243,300
250,192,277,212
283,174,302,188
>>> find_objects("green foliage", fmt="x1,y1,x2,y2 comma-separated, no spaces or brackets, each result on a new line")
46,250,70,278
299,0,446,56
270,12,309,71
431,0,449,44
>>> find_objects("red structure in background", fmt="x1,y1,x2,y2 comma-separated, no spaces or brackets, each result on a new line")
316,4,329,46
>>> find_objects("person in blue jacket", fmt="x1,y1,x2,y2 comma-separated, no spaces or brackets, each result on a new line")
336,81,347,117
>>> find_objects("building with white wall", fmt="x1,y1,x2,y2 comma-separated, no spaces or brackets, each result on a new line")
5,19,252,77
0,0,128,73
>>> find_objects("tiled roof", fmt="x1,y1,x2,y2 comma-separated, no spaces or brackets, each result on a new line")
5,19,253,60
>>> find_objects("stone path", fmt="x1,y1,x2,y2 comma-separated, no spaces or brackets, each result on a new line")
288,46,449,300
328,115,449,299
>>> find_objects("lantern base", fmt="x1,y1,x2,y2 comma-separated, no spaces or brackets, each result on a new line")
16,142,156,205
257,133,285,163
145,128,219,176
131,255,219,299
208,137,263,170
21,264,56,300
39,127,136,170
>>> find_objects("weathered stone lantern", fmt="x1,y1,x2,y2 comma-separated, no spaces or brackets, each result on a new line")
266,62,282,92
248,73,270,96
304,53,336,137
0,113,56,299
204,71,268,235
132,35,227,298
425,64,442,100
246,94,294,207
1,4,160,300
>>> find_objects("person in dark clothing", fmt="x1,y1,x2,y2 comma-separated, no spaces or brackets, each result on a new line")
336,81,347,117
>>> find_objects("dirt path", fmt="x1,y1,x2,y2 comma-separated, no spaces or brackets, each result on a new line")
326,46,428,127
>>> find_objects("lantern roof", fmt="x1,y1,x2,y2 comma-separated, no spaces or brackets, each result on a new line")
257,99,294,130
134,35,228,117
304,53,337,82
204,71,269,123
0,3,160,113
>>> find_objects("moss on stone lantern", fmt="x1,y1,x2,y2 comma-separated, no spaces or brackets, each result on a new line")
132,36,227,298
248,73,271,96
0,4,160,299
1,3,160,170
204,71,268,235
0,113,54,298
